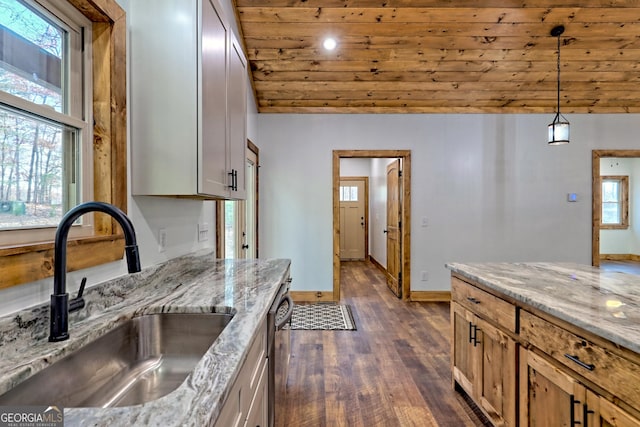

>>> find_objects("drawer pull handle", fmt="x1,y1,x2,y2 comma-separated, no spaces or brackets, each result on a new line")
466,297,481,304
565,354,595,371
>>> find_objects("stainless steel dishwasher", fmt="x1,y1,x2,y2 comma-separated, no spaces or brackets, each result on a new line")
268,275,293,427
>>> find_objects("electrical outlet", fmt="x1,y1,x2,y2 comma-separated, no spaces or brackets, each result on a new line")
198,222,209,242
158,228,167,253
420,271,429,281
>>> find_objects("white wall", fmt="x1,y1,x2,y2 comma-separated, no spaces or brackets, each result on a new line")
600,157,640,255
340,158,371,177
258,114,640,293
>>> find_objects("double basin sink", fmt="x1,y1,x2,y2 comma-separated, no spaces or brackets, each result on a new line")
0,310,234,407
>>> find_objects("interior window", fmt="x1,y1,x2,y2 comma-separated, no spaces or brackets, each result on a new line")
0,0,92,244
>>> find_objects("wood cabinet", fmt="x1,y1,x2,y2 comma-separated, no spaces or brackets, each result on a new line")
214,318,268,427
451,278,517,426
519,347,588,426
452,273,640,427
520,348,640,427
130,0,247,200
587,390,640,427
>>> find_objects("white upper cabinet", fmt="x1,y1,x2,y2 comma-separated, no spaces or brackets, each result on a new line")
130,0,247,200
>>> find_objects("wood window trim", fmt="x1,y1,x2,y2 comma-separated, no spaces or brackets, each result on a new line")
600,175,630,230
0,0,127,290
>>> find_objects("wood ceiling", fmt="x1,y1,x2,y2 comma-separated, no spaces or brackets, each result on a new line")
233,0,640,114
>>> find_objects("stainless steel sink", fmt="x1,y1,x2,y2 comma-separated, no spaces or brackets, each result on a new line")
0,311,234,407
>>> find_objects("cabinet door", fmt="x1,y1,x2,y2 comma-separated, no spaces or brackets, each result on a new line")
520,348,587,427
201,0,229,197
586,390,640,427
474,316,517,426
227,36,247,200
452,303,476,396
245,361,268,427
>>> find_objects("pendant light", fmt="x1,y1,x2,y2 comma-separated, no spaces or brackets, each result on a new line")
548,25,569,145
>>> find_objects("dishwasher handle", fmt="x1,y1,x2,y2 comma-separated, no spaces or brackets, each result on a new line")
275,294,294,330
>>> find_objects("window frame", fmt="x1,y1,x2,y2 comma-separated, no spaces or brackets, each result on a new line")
0,0,127,289
0,0,94,241
600,175,629,230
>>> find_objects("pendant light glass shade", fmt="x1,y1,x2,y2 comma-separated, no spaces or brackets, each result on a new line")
548,25,569,145
548,113,570,145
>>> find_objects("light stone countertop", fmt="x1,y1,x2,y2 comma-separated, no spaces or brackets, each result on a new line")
0,250,291,426
446,262,640,355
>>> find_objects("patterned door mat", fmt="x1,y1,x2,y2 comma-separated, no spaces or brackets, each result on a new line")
284,303,357,330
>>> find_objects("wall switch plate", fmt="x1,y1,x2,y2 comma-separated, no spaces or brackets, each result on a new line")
158,228,167,252
420,271,429,281
421,216,429,227
198,222,209,242
567,193,578,202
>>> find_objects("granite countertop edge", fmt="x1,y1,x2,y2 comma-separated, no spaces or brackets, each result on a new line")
446,261,640,355
0,250,291,426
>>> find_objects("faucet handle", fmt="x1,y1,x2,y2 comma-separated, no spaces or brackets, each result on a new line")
69,277,87,313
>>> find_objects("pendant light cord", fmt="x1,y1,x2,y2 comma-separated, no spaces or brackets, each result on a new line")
556,32,561,116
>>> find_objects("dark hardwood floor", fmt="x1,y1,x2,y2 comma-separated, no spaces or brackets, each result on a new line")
277,260,489,427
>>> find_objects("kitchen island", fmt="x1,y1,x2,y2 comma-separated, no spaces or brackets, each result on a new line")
0,250,290,426
446,262,640,427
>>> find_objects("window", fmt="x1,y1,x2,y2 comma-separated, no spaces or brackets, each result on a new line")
601,176,629,229
0,0,127,288
0,0,92,245
340,185,358,202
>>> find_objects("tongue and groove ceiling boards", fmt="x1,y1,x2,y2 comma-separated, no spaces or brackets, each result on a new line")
233,0,640,114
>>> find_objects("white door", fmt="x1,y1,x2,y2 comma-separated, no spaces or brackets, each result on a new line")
340,178,366,260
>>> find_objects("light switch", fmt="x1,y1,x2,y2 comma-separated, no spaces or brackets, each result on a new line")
421,216,429,227
198,222,209,242
567,193,578,202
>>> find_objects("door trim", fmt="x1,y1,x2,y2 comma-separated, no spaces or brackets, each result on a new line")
591,149,640,267
333,150,412,301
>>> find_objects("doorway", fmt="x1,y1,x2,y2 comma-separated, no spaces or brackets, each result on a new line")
591,149,640,267
217,140,259,259
333,150,411,301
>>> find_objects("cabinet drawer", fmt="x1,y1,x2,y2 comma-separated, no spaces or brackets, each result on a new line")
520,310,640,412
451,277,516,332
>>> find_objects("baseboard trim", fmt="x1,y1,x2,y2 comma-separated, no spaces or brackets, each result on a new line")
369,255,395,283
410,291,451,302
290,291,336,303
600,254,640,262
369,255,386,274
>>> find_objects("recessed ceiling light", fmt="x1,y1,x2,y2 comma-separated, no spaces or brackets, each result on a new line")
323,38,337,51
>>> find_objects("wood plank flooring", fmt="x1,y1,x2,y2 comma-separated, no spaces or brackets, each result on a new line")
277,260,490,427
